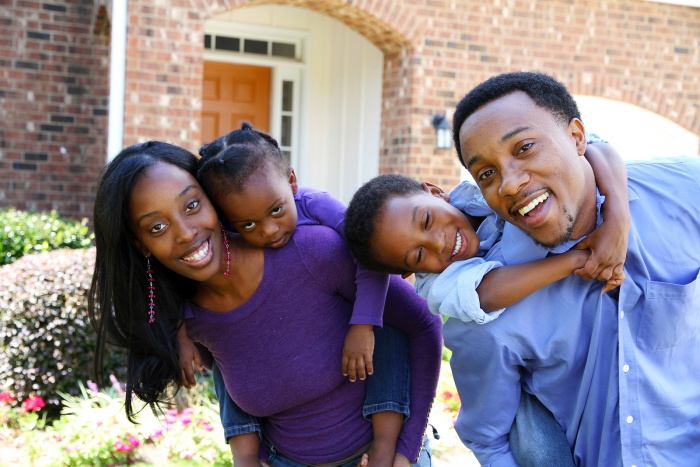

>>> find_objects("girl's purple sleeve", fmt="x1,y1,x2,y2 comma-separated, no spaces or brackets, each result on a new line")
382,276,443,462
299,188,389,326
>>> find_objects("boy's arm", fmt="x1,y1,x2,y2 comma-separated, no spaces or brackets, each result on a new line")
477,250,589,311
577,142,630,292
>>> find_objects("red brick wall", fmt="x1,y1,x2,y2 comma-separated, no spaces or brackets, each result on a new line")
0,1,110,221
3,0,699,221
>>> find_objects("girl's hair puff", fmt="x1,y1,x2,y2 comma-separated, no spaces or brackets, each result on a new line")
88,141,196,422
198,122,289,201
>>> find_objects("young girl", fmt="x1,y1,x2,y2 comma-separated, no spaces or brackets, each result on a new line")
343,136,629,323
177,123,429,466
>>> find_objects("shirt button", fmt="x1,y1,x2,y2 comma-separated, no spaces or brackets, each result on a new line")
626,415,634,424
620,310,625,319
622,364,630,373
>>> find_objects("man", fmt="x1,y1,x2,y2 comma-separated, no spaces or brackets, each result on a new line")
444,71,700,466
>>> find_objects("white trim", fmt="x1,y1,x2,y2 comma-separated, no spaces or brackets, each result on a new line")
642,0,699,6
203,21,307,171
107,0,128,161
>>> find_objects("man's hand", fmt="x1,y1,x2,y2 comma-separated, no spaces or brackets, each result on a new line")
177,324,202,389
342,324,375,382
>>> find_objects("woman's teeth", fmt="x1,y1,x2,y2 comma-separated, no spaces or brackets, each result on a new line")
451,232,462,257
518,192,550,216
183,241,209,262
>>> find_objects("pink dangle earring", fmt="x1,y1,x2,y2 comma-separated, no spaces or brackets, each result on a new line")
146,257,156,324
220,222,231,277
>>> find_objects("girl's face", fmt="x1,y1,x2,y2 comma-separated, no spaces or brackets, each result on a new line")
214,165,299,249
128,162,225,282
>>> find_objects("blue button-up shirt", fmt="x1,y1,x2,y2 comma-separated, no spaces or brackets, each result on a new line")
443,157,700,467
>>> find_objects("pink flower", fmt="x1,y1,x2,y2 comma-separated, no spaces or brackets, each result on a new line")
179,407,194,426
150,428,163,439
128,436,140,447
22,395,45,412
0,392,14,404
114,441,132,453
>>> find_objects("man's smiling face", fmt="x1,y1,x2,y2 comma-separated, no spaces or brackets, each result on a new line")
458,91,597,249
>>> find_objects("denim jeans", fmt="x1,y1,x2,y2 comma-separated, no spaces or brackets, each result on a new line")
510,391,576,467
213,325,411,441
264,434,432,467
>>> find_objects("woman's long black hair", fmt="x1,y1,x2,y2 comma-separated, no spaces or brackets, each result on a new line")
88,141,196,422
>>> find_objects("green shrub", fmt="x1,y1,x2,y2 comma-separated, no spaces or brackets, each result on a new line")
0,208,94,266
0,247,126,418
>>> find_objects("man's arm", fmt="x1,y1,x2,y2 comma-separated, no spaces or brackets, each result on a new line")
443,317,522,466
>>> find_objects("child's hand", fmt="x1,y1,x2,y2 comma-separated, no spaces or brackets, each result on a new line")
572,217,628,293
342,324,374,382
177,324,202,389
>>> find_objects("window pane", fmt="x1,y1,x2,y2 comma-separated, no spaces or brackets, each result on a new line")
244,39,268,55
204,34,211,49
215,36,240,52
281,116,292,147
282,81,293,112
272,42,295,58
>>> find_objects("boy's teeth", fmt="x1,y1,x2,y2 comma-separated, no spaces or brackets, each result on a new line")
184,241,209,262
451,232,462,257
518,192,550,216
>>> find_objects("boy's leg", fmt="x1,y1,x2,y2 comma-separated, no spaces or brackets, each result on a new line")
509,390,575,467
364,325,411,463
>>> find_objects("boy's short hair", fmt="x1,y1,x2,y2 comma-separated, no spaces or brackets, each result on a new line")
345,173,424,275
452,71,581,168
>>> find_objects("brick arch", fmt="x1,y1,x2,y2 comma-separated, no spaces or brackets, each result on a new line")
196,0,418,54
566,73,699,135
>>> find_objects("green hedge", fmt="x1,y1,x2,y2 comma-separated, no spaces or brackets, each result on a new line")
0,208,94,266
0,248,126,418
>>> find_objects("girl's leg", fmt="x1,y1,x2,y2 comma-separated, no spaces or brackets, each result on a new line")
509,390,575,467
212,361,261,443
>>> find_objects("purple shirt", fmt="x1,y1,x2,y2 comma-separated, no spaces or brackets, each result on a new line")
184,225,442,463
294,186,389,326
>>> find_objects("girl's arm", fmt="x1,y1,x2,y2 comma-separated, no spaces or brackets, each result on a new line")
176,322,202,389
577,142,630,292
477,249,589,311
301,189,390,382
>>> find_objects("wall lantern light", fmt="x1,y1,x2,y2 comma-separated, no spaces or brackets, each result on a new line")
432,113,451,149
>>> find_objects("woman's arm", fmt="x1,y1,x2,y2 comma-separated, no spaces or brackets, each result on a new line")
477,250,589,311
577,142,630,292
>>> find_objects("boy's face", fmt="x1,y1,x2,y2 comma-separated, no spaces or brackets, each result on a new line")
372,190,481,274
214,165,299,249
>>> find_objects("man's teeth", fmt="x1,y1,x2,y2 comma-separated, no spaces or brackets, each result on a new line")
183,241,209,262
518,192,550,216
451,232,462,257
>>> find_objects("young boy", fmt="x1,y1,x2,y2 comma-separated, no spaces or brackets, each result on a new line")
344,140,629,322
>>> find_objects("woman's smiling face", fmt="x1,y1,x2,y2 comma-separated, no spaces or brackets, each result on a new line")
128,161,225,282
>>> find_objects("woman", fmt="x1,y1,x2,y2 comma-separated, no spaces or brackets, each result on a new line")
88,141,443,466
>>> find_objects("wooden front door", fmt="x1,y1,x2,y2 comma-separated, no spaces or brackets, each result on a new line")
201,62,271,144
